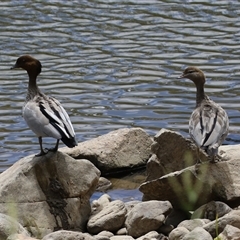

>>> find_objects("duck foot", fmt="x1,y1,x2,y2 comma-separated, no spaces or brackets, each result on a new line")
35,149,48,157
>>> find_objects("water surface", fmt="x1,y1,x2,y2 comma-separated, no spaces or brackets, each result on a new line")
0,0,240,172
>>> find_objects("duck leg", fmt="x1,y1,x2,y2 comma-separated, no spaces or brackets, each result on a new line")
196,147,202,165
36,137,48,156
48,139,59,153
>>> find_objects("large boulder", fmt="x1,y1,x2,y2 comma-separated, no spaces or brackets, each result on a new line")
140,129,240,211
140,152,240,211
61,128,153,175
146,128,208,181
0,151,100,238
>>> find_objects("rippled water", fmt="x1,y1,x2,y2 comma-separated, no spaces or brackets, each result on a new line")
0,0,240,172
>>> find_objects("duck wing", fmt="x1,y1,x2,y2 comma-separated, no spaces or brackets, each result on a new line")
39,95,77,147
189,100,229,151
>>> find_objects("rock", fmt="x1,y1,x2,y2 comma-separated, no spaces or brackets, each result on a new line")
7,234,37,240
191,201,232,220
140,155,240,210
125,201,141,216
164,209,191,228
136,231,164,240
182,227,212,240
42,230,95,240
0,151,100,238
96,230,114,238
203,209,240,238
125,200,172,238
168,227,189,240
91,194,111,215
147,129,208,181
61,128,153,175
178,219,210,231
0,214,30,240
96,177,112,192
140,165,213,210
116,228,127,235
110,236,134,240
87,200,127,234
217,224,240,240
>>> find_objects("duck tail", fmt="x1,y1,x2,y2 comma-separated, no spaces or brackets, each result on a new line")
61,136,78,148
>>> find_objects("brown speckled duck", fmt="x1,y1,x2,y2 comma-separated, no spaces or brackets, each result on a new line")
178,66,229,163
11,55,78,156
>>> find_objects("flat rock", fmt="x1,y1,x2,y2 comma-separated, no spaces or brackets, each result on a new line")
0,151,100,238
125,200,172,238
61,128,153,175
87,200,127,234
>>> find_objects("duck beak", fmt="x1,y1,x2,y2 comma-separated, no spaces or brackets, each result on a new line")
177,74,184,79
10,63,19,70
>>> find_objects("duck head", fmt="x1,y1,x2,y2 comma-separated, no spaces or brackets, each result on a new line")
11,55,42,76
178,66,205,86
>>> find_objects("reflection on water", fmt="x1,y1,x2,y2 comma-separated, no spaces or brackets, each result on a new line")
0,0,240,172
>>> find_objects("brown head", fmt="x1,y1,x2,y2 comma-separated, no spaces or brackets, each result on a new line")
11,55,42,76
178,66,205,86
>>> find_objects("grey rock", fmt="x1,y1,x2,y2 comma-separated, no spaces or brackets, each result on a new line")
91,194,111,216
140,155,240,210
7,234,37,240
110,236,134,240
96,177,112,192
125,200,172,238
191,201,232,220
96,230,114,238
182,227,213,240
87,200,127,234
217,224,240,240
178,219,210,231
168,227,189,240
115,228,127,235
203,209,240,238
136,231,163,240
42,230,95,240
147,129,207,181
0,214,30,240
61,128,153,175
140,165,213,210
0,151,100,238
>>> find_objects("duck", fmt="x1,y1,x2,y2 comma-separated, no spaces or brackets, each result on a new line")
178,66,229,163
11,55,78,156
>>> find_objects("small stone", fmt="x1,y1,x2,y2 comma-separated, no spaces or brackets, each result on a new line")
169,227,189,240
182,227,212,240
88,200,127,234
125,200,172,238
217,224,240,240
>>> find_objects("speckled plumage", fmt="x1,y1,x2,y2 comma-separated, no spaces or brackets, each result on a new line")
178,66,229,163
11,55,77,156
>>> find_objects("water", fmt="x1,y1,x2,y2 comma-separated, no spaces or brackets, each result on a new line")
0,0,240,172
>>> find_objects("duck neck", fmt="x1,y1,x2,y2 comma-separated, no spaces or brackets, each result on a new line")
196,84,206,107
26,71,41,100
